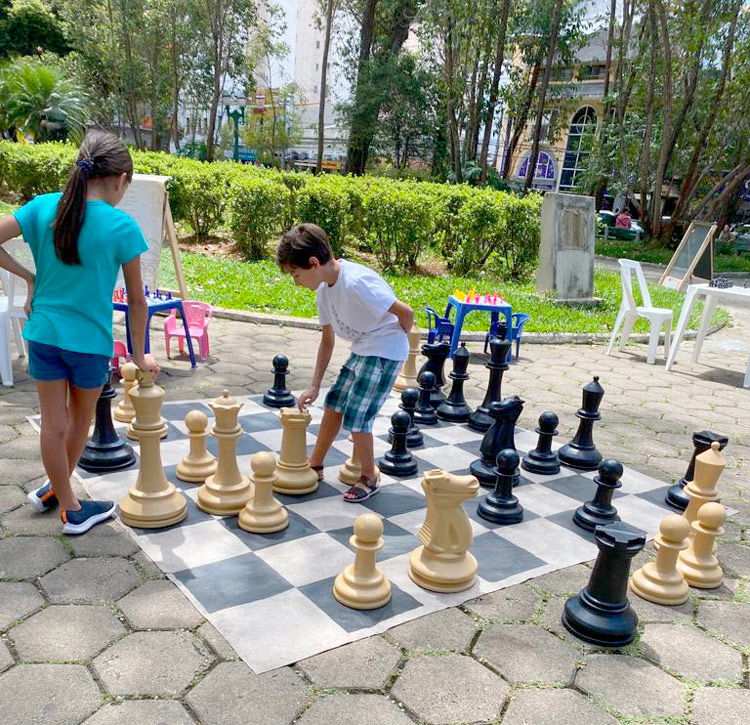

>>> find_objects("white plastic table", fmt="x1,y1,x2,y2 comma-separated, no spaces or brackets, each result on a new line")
665,282,750,387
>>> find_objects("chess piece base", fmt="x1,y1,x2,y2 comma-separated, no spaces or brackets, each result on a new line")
436,403,472,423
263,390,295,408
665,482,689,511
573,503,620,532
238,503,288,533
558,443,602,471
197,475,252,515
469,459,500,487
127,425,168,441
113,407,135,424
521,453,560,475
339,461,381,486
467,409,493,432
119,486,187,529
407,546,477,593
333,566,392,610
274,466,319,495
176,457,217,483
676,552,723,589
562,589,637,647
393,373,417,393
78,440,136,473
630,564,689,605
478,494,523,524
378,455,417,478
413,409,438,426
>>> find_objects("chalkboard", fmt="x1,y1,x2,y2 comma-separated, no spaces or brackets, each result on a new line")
659,221,717,291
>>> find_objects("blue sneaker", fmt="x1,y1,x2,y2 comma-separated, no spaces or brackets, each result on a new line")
27,480,58,512
61,500,116,535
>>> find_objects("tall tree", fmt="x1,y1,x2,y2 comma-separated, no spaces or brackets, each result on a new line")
317,0,336,173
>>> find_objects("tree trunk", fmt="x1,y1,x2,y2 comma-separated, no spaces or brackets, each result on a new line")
171,12,181,151
502,60,542,180
205,0,225,163
592,0,617,207
479,0,511,182
317,0,335,174
638,6,657,226
524,0,563,192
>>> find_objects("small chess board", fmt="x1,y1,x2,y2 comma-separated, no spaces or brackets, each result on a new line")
30,391,679,673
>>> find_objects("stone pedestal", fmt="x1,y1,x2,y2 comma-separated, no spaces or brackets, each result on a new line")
275,407,318,495
119,371,187,528
394,326,421,392
197,391,252,515
536,192,598,305
239,452,288,533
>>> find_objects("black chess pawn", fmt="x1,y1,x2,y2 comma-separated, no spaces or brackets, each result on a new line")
478,449,524,525
468,331,512,432
79,371,136,473
573,459,623,532
665,431,728,511
436,343,473,422
558,376,604,471
414,371,438,425
562,522,646,647
388,388,423,448
378,410,418,477
417,340,450,407
263,354,296,408
522,411,561,475
470,396,524,486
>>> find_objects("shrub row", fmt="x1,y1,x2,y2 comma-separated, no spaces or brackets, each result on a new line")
0,141,542,278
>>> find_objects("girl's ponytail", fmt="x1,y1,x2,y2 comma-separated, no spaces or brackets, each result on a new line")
53,130,133,265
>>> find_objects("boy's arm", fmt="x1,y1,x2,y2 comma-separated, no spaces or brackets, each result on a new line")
298,324,335,410
389,299,414,333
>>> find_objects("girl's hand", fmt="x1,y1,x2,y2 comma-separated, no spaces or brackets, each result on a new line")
133,353,161,375
23,277,34,317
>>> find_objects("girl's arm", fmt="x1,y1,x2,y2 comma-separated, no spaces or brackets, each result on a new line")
122,257,160,374
0,215,35,315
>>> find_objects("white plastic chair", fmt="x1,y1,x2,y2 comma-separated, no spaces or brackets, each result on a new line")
0,238,34,386
607,258,673,365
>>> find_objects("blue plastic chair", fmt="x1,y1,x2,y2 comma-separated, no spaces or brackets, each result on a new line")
484,313,530,360
424,305,455,344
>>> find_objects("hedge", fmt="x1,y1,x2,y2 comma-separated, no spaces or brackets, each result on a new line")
0,141,541,278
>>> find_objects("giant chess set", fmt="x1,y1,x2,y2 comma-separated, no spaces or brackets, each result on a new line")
29,327,735,672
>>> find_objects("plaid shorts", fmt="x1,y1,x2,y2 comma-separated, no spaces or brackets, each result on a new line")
325,353,402,433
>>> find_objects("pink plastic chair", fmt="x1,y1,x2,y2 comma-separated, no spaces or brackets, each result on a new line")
164,301,213,361
111,340,128,377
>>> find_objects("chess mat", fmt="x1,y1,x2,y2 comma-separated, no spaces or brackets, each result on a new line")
30,390,680,673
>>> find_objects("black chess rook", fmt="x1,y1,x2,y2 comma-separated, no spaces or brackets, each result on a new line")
436,343,473,422
468,331,512,432
478,449,524,524
263,354,296,408
558,376,604,471
522,411,561,475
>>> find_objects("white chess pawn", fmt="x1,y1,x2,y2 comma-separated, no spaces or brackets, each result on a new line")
114,362,137,423
677,502,726,589
239,452,288,533
630,514,690,605
176,410,217,483
333,513,391,610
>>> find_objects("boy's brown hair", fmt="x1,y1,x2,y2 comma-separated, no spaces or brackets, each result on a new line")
277,223,333,269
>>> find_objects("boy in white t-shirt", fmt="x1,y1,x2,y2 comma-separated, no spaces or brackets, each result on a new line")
277,223,413,502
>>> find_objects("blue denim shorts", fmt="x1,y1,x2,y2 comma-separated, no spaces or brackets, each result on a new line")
28,341,110,389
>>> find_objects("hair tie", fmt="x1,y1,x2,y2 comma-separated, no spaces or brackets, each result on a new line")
77,157,94,174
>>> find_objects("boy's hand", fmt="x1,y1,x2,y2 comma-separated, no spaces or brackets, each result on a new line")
298,385,320,411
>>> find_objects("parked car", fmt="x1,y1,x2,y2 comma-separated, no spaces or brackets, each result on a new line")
598,210,644,241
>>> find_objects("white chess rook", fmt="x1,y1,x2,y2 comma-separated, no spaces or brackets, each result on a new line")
274,407,319,495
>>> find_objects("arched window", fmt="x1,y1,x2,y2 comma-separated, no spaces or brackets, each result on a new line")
517,151,556,191
559,106,597,191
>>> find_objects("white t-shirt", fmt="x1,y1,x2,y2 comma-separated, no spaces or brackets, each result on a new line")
316,260,409,361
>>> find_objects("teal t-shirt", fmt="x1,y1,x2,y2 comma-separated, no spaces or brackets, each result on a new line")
14,192,148,357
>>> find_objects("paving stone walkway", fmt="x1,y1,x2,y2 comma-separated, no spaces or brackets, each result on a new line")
0,300,749,725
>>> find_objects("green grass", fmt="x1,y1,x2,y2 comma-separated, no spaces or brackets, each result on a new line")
159,250,728,335
596,238,750,273
0,199,18,216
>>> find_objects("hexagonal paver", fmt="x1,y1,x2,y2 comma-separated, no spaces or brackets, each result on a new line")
1,459,47,486
718,541,750,577
474,624,579,684
0,582,44,631
10,605,125,663
1,505,65,536
641,623,742,682
117,580,204,629
628,591,694,623
576,655,685,717
387,608,476,652
93,630,213,696
40,557,140,603
697,600,750,647
463,584,541,622
198,621,238,660
0,639,12,673
298,694,414,725
186,661,307,725
0,486,25,514
82,700,196,725
0,536,68,580
531,565,592,596
501,688,618,725
0,664,102,724
691,687,750,725
67,520,139,558
391,654,508,725
299,636,401,690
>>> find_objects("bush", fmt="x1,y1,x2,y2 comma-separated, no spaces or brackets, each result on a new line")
228,176,290,259
0,141,74,199
297,178,350,256
495,193,542,280
274,170,308,229
362,180,434,270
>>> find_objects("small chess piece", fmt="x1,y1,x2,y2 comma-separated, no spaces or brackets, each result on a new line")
332,513,391,610
275,407,318,494
176,410,217,483
436,343,473,422
630,514,690,605
665,431,728,511
113,362,138,423
677,502,726,589
573,459,622,532
339,449,380,486
467,331,511,432
417,340,450,406
683,441,725,536
414,371,438,425
477,449,523,524
378,410,418,477
239,452,288,533
393,325,421,392
558,376,604,471
522,411,560,475
263,354,295,408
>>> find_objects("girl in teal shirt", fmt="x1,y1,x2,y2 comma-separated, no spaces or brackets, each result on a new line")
0,130,159,534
